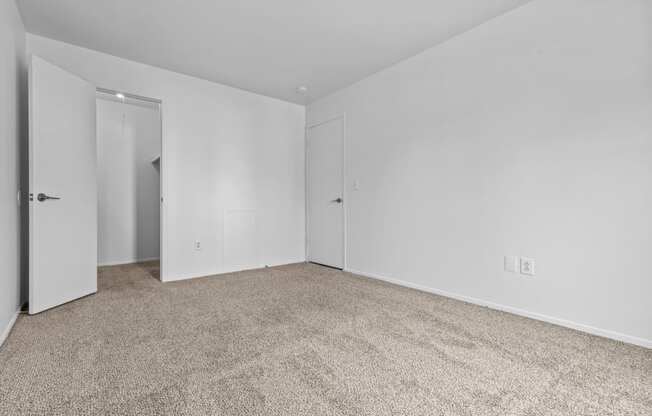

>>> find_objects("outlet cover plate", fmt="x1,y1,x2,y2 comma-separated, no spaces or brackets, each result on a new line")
504,256,518,273
520,257,535,276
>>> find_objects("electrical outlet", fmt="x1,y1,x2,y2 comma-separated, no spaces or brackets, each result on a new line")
520,257,535,276
194,241,201,251
504,256,518,273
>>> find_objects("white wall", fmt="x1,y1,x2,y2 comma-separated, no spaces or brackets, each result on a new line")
97,97,161,266
0,0,26,344
307,0,652,347
27,34,306,281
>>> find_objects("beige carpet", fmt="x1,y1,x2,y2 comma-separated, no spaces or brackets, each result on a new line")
0,262,650,415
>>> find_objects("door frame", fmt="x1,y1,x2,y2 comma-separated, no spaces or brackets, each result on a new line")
95,87,166,281
305,114,347,270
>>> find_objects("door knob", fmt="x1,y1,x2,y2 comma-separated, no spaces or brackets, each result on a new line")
37,193,61,202
331,197,343,203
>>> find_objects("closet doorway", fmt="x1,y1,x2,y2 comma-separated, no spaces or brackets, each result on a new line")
96,88,162,280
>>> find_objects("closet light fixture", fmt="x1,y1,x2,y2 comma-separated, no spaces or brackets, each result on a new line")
115,93,125,99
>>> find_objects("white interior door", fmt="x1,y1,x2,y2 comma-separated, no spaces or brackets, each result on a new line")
307,117,344,269
29,56,97,314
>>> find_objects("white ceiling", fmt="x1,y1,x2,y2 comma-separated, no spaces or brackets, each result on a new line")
17,0,531,104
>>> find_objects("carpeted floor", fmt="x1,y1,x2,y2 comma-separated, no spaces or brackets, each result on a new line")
0,262,650,415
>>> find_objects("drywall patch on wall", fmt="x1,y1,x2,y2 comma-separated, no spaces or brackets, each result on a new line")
223,209,258,272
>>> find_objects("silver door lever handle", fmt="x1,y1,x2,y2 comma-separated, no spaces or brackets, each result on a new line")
37,193,61,202
331,198,343,203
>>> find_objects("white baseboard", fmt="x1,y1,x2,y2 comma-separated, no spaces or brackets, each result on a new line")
0,310,19,348
162,259,305,283
162,266,258,283
345,268,652,350
98,257,160,267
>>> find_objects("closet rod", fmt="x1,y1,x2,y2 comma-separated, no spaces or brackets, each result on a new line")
96,87,162,104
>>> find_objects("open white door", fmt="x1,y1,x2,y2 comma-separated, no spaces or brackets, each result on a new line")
29,56,97,314
306,117,344,269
